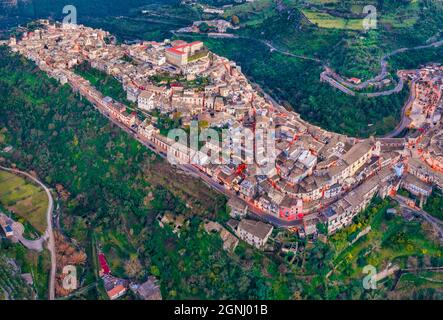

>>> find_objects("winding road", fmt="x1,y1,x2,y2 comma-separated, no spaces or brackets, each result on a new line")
261,40,322,63
261,33,443,99
276,37,442,138
382,79,415,138
0,165,55,300
394,194,443,245
321,38,443,93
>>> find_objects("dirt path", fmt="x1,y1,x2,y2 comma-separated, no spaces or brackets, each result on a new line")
0,165,55,300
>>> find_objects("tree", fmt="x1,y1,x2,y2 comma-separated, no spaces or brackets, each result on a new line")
124,255,144,279
231,15,240,26
198,22,210,33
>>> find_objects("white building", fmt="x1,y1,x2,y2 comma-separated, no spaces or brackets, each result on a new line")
138,90,156,111
236,219,273,249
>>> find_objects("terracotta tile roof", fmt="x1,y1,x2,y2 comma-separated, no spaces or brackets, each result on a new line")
166,47,186,55
107,285,126,299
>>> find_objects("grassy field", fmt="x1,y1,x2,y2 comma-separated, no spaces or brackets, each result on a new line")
302,0,420,30
301,9,364,30
390,270,443,299
224,0,275,26
0,170,48,233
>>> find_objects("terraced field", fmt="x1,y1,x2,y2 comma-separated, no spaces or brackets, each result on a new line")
0,170,48,233
301,0,421,31
301,9,364,30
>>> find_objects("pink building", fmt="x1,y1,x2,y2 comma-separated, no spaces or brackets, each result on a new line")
279,197,304,221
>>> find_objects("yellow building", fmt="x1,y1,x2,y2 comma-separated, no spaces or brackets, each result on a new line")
342,142,373,178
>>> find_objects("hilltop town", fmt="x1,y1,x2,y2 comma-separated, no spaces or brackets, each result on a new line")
7,20,443,241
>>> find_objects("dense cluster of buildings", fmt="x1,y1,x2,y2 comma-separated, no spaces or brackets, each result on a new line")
8,21,443,237
400,66,443,129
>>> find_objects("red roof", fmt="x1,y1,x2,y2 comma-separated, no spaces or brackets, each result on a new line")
174,41,202,50
166,47,186,55
167,41,203,55
107,285,126,299
98,253,110,275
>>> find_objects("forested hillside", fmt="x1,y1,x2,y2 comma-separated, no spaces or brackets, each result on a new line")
0,253,34,300
0,0,162,17
0,0,177,31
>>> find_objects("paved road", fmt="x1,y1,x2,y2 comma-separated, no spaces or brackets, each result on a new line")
262,36,443,96
0,211,46,251
325,38,443,92
0,165,56,300
11,220,45,250
322,67,405,97
320,71,356,95
383,79,416,138
170,30,322,64
237,35,442,140
262,40,322,63
56,282,98,300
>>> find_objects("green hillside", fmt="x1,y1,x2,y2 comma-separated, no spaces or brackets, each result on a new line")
0,254,34,300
